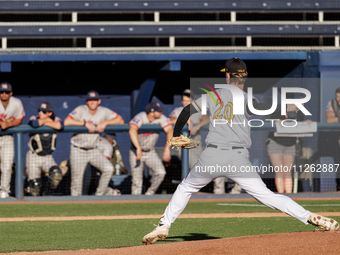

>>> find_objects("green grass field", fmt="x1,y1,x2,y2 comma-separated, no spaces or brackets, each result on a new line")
0,200,339,253
1,200,340,217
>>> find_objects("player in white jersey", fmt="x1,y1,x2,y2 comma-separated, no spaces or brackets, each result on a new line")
64,91,124,196
142,58,339,245
129,102,173,195
101,132,128,175
89,136,121,196
0,82,25,198
26,102,63,196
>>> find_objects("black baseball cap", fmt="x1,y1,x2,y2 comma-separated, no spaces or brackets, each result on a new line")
220,58,247,73
145,102,165,114
0,82,12,92
86,90,100,101
37,102,53,112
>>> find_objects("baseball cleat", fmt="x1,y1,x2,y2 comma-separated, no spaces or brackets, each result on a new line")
308,213,339,231
142,224,169,245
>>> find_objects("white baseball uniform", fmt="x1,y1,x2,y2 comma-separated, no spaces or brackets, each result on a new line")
129,111,172,195
68,105,116,196
160,86,312,227
0,96,25,195
98,137,113,159
26,115,62,181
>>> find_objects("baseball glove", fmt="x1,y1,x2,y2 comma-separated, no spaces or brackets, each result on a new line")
167,135,200,149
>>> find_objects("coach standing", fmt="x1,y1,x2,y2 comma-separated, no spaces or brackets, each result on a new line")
0,82,25,198
129,102,173,195
64,90,124,196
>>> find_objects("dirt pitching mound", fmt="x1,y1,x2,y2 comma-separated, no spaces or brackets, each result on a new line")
11,231,340,255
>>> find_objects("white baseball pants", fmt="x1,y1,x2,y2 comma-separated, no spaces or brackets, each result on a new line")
160,146,311,227
26,151,58,180
129,149,166,195
0,135,15,194
70,146,114,196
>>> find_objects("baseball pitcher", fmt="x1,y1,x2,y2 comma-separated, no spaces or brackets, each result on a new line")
142,58,339,245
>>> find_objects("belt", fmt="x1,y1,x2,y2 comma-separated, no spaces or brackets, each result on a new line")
73,145,97,151
0,134,12,137
207,144,245,150
142,149,151,152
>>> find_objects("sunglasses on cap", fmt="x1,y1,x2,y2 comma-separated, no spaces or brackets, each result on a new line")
0,91,11,94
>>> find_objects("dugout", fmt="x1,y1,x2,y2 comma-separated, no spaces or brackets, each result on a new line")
1,51,338,198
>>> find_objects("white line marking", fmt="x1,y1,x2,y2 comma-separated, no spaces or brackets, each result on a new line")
217,203,340,207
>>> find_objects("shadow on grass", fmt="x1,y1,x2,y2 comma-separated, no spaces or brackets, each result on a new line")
165,233,220,242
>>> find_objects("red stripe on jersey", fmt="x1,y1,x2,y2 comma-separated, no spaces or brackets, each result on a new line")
162,123,173,129
129,122,140,129
15,114,26,120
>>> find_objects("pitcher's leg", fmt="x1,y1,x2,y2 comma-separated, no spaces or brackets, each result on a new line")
234,176,311,224
160,170,213,227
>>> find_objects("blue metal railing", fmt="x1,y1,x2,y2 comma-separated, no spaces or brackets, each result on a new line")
1,124,189,200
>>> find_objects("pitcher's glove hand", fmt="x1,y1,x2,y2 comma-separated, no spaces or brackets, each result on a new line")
167,135,199,150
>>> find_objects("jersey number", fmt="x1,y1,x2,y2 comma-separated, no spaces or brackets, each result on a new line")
213,101,234,122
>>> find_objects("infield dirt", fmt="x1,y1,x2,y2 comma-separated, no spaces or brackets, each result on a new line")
1,212,340,255
4,231,340,255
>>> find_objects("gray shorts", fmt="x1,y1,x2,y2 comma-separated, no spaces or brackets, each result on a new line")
266,138,296,156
